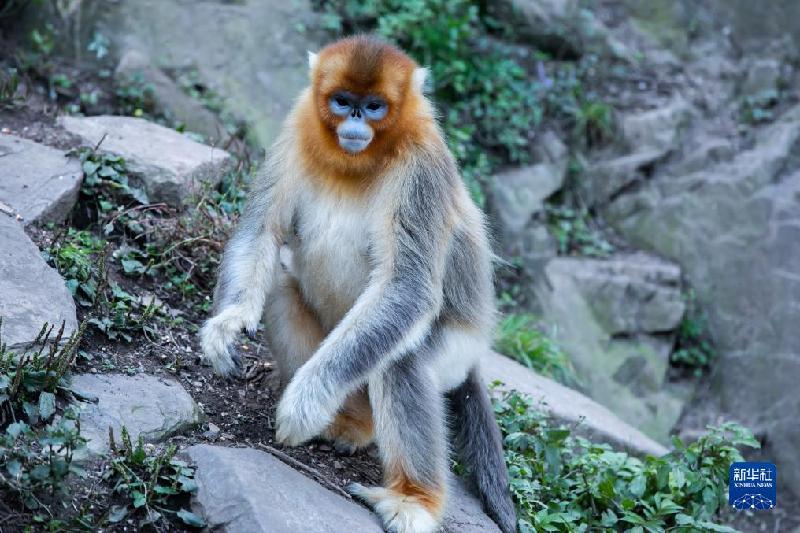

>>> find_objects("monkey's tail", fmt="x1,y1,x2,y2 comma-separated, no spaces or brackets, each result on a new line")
449,367,517,533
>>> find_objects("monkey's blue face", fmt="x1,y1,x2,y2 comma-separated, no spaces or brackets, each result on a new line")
329,92,388,154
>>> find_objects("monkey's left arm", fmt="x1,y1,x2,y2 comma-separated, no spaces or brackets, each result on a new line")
276,154,454,445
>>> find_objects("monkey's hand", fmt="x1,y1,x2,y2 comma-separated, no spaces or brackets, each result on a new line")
199,307,258,378
275,364,339,446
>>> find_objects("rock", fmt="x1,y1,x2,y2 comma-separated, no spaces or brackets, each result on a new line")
620,98,691,155
188,445,381,533
71,373,201,454
188,445,502,533
0,134,82,225
668,136,735,176
489,164,564,236
531,254,691,443
0,214,77,350
582,98,691,206
489,0,619,59
442,480,502,533
582,149,666,206
488,131,567,253
58,115,232,206
99,0,323,147
708,0,800,55
481,351,668,457
115,49,231,146
740,58,783,96
553,254,685,335
607,103,800,494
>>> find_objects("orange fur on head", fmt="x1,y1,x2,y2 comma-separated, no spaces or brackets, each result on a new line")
296,35,434,185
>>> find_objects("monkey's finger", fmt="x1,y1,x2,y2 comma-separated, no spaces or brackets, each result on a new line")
223,347,245,381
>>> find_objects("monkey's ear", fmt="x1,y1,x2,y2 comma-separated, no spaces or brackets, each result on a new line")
307,51,319,70
412,67,429,94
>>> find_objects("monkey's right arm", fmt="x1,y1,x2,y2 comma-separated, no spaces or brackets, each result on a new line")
200,161,289,377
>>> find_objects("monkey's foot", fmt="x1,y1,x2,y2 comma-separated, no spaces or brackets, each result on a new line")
347,483,441,533
324,410,374,454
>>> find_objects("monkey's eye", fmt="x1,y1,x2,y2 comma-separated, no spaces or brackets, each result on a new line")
330,94,352,116
364,100,388,120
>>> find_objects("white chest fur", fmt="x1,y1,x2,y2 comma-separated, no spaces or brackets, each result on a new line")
288,185,377,331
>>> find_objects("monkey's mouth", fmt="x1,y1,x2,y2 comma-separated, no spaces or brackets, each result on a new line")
338,133,372,154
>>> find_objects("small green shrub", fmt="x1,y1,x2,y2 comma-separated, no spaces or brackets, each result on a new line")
115,73,157,119
68,146,248,312
492,388,758,532
671,291,716,376
74,146,149,218
43,228,159,341
740,89,780,124
572,100,614,147
105,427,205,529
175,68,225,114
116,165,249,308
494,314,577,387
0,319,88,515
0,67,23,108
546,203,614,257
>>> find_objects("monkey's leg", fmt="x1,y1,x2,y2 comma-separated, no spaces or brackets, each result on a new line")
322,388,374,453
349,354,447,533
264,274,373,449
263,273,324,387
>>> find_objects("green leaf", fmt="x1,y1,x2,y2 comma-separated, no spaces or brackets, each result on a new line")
695,521,738,532
128,186,149,204
121,259,145,274
6,459,22,478
108,504,128,523
177,509,206,528
178,475,199,493
82,160,99,175
39,391,56,421
97,165,118,178
30,464,51,480
600,509,618,527
65,278,80,295
132,490,146,508
22,401,39,424
669,467,686,490
7,421,28,438
630,474,646,498
153,484,179,495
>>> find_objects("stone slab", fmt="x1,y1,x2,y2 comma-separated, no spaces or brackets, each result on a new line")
0,134,82,225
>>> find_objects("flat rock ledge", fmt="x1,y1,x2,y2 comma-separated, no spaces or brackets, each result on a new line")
0,214,78,350
188,445,501,533
0,134,82,225
481,351,669,457
58,115,232,206
71,373,202,455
